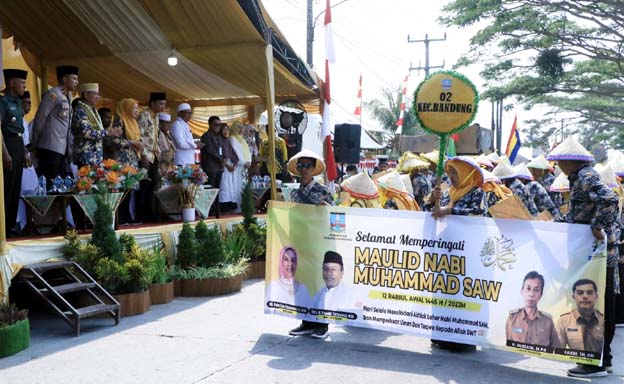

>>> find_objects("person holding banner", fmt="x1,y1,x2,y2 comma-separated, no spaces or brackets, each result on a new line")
547,136,619,378
425,156,486,352
425,156,487,218
269,247,311,308
286,149,334,338
506,271,558,348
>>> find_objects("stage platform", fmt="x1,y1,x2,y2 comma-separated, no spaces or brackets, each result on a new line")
0,214,265,300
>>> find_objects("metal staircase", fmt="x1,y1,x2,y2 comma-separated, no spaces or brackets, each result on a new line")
18,261,120,336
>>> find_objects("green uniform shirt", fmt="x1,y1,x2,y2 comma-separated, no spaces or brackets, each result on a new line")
0,93,24,136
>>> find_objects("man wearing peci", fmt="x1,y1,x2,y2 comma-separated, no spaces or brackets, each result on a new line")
506,271,558,347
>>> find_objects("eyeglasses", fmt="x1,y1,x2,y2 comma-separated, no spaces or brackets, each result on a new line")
296,162,314,170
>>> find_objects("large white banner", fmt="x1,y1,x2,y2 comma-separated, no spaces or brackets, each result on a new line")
265,202,607,366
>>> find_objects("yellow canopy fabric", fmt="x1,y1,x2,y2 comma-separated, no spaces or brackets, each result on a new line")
0,0,319,105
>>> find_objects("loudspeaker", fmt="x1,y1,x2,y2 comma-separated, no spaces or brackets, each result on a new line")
334,124,361,164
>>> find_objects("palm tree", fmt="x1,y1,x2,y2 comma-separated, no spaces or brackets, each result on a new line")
365,87,421,139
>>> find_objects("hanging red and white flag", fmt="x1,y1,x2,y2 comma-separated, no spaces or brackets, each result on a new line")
395,74,409,134
353,74,362,116
321,0,337,181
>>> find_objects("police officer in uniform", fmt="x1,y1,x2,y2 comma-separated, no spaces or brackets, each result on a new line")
505,271,558,347
556,279,604,354
30,65,79,186
0,69,28,235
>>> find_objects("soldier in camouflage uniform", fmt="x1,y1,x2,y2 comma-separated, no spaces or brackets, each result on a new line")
548,136,619,378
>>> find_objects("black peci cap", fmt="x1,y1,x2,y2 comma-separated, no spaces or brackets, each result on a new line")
3,69,28,81
149,92,167,102
323,251,343,266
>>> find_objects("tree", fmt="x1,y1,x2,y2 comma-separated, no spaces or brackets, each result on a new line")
441,0,624,148
365,86,423,139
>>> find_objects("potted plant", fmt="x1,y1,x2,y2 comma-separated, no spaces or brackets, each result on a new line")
173,221,248,296
63,198,153,317
0,302,29,358
237,183,267,279
164,165,208,222
149,244,174,305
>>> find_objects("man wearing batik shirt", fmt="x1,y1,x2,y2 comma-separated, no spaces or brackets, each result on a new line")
71,83,121,167
548,136,619,378
411,171,431,208
285,149,334,339
527,179,559,218
136,92,166,221
508,177,538,216
539,172,564,208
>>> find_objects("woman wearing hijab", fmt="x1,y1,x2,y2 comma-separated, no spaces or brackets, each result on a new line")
218,124,242,212
108,98,144,169
107,98,144,224
229,122,251,212
268,247,311,308
426,156,487,218
425,156,486,352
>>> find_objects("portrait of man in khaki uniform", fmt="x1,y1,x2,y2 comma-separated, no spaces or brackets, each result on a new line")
556,279,604,353
506,271,558,347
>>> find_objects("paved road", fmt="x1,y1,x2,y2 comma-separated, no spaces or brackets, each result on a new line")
1,279,622,383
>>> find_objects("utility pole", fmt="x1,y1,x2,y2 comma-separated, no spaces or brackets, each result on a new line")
407,33,446,76
306,0,313,66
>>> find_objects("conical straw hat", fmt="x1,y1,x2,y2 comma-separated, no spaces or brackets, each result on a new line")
595,163,619,188
492,160,516,180
482,168,500,184
547,136,594,161
513,163,534,181
445,156,484,187
421,150,443,165
550,172,569,192
377,171,408,193
610,156,624,177
475,154,493,169
400,174,414,195
486,152,501,164
341,171,379,199
287,148,326,177
397,151,429,173
527,155,552,170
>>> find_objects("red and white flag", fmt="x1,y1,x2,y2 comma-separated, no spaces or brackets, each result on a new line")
321,0,337,181
353,74,362,116
395,74,409,134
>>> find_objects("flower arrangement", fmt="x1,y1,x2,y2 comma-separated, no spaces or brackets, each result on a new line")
76,159,145,194
164,165,208,208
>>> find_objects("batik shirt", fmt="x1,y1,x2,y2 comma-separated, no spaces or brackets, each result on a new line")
291,179,334,206
485,191,500,209
510,178,538,216
556,165,620,271
137,109,160,164
411,172,431,208
424,187,487,216
539,173,564,208
71,99,106,166
527,180,560,218
107,118,140,168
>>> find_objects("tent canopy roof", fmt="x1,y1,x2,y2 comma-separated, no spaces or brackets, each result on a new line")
0,0,319,106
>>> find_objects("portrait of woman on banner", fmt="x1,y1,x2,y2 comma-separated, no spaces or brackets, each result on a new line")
268,246,312,309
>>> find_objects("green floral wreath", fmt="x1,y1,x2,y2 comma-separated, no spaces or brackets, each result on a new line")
411,70,480,175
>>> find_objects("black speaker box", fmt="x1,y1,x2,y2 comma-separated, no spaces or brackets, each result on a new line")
334,124,361,164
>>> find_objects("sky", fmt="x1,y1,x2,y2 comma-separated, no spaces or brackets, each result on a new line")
262,0,525,153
